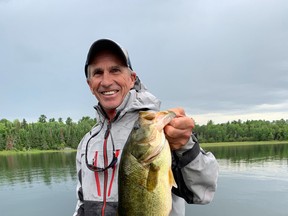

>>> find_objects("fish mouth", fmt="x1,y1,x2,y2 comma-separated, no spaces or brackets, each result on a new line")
156,111,176,131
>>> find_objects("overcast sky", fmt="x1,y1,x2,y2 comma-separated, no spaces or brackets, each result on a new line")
1,0,288,125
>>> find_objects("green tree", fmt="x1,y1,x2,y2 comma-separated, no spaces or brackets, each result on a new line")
38,115,47,123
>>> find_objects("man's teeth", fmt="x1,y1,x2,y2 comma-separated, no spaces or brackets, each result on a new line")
102,91,116,95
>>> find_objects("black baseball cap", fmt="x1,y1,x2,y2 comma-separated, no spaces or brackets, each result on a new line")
84,39,133,78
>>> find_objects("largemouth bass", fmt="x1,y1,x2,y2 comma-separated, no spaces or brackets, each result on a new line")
118,110,176,216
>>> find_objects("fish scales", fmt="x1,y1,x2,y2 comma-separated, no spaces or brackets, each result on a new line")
118,111,176,216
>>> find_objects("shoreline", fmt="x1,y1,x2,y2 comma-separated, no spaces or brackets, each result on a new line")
1,141,287,155
0,148,76,155
201,140,288,148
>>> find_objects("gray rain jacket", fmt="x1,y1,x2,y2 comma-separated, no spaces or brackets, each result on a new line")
73,80,219,216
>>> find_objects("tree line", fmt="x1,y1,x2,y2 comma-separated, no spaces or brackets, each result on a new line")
0,115,96,151
195,119,288,143
0,115,288,151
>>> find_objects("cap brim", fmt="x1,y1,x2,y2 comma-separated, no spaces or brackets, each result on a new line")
85,39,131,78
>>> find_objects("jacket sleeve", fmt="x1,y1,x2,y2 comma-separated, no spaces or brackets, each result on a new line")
172,133,219,204
73,138,85,216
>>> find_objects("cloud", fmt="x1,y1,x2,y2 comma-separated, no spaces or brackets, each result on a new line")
1,0,288,124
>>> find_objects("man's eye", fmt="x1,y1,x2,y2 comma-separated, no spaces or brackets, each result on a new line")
111,69,119,73
111,67,121,73
92,70,102,76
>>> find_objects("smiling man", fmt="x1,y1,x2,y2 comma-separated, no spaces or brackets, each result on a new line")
86,49,136,120
73,39,219,216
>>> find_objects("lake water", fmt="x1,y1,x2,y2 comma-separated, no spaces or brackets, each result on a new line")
0,143,287,216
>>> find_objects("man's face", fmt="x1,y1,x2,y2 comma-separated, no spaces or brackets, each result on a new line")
87,51,136,117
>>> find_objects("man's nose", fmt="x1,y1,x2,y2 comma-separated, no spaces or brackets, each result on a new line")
101,72,113,86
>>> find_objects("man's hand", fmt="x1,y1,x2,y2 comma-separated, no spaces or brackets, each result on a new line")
164,107,195,150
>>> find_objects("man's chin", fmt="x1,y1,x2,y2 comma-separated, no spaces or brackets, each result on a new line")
101,103,119,112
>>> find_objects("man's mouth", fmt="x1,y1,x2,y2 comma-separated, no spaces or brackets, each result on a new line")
101,90,118,95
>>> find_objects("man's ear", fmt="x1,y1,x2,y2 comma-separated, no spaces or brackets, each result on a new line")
130,72,137,86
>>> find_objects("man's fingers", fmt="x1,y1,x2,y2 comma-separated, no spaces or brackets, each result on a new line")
168,107,185,117
168,116,195,129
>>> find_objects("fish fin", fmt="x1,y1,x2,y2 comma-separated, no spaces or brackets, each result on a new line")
146,163,160,191
169,168,177,188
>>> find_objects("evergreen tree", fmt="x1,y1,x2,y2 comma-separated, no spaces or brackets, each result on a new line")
1,115,287,151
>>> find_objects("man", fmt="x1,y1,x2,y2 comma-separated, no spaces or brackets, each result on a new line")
73,39,219,216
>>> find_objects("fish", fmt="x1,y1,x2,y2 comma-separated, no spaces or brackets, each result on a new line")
118,110,176,216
